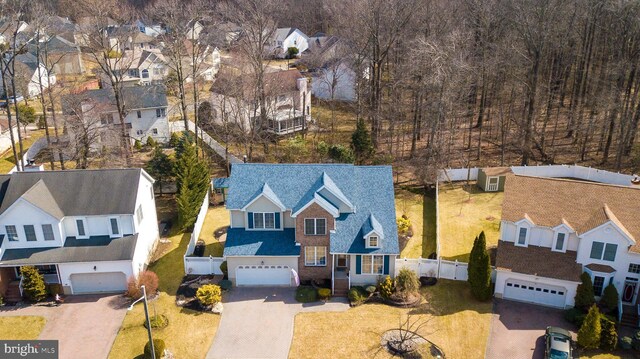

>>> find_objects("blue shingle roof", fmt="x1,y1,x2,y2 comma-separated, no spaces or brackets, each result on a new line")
224,228,300,256
213,177,230,189
226,164,399,255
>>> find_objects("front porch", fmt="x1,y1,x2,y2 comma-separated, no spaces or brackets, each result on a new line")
621,305,640,328
1,265,63,303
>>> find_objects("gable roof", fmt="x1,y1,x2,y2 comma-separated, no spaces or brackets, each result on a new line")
362,213,384,238
273,28,296,41
211,69,304,99
502,174,640,252
0,169,146,217
67,85,167,112
227,164,399,255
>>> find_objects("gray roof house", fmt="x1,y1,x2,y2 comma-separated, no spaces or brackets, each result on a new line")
0,169,159,301
222,163,399,295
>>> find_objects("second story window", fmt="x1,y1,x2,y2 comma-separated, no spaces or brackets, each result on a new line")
76,219,86,237
253,212,275,229
100,114,114,125
136,205,144,224
42,224,55,241
24,225,37,241
368,235,379,247
156,108,166,118
304,218,326,235
137,110,142,119
590,241,617,262
6,225,18,241
516,227,528,246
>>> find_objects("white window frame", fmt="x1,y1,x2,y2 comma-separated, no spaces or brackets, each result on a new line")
367,235,379,248
304,218,326,236
5,225,18,241
252,212,276,230
41,224,55,241
304,246,327,266
76,218,88,239
552,231,568,252
136,205,144,224
23,225,37,242
362,255,384,275
109,217,122,238
515,225,530,247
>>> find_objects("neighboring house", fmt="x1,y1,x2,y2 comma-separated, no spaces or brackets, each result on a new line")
494,174,640,310
311,61,357,102
210,69,311,135
27,35,85,75
181,41,221,82
476,167,512,192
223,163,399,295
215,22,242,47
126,32,158,51
0,53,56,98
134,20,166,38
108,48,168,85
47,16,88,47
0,168,159,300
63,85,170,146
185,19,204,41
0,19,30,45
267,28,309,59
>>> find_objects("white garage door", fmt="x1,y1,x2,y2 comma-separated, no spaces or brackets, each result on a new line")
236,265,292,286
504,279,567,308
70,272,127,294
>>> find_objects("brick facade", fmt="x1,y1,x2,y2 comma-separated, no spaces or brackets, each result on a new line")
296,203,334,281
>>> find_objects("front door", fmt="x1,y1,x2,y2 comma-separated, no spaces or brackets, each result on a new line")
623,279,638,304
336,255,348,269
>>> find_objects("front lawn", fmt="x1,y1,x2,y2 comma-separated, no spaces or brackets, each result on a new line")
0,129,46,173
395,188,437,259
438,182,503,262
0,316,46,339
289,280,492,359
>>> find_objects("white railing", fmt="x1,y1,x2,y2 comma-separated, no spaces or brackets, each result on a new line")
439,164,635,186
486,182,498,191
184,256,225,275
184,191,210,257
18,276,23,297
618,298,623,323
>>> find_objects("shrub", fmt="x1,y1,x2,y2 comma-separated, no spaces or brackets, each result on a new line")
365,285,377,294
620,336,633,350
0,295,3,306
578,305,601,349
134,139,143,150
21,266,47,302
219,279,232,291
327,144,354,163
146,136,157,148
600,283,619,313
126,271,159,299
564,307,586,327
295,286,317,303
286,46,299,59
169,132,181,147
378,276,394,299
317,288,331,300
219,261,228,278
143,339,165,359
600,316,617,351
468,232,492,301
196,284,222,307
144,314,169,329
575,272,595,311
395,268,420,295
633,330,640,350
397,216,411,234
348,286,368,304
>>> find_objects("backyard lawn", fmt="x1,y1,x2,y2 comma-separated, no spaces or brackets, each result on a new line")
395,188,437,259
0,129,46,173
0,316,46,339
198,206,229,257
289,280,492,359
438,182,503,262
109,197,225,358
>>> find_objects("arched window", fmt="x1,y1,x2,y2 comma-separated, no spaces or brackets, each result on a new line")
141,69,149,79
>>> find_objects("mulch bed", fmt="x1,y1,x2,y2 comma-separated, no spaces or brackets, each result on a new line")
381,330,446,358
175,275,221,312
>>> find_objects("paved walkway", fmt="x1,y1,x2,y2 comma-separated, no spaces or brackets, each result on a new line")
0,294,128,359
207,287,349,359
485,299,575,359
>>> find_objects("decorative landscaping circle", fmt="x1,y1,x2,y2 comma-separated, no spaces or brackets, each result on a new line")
381,330,445,358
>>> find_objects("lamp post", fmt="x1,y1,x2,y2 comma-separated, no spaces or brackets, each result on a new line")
128,285,155,359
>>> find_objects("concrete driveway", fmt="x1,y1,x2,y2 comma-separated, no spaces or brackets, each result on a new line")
0,294,128,359
486,299,576,359
207,287,349,359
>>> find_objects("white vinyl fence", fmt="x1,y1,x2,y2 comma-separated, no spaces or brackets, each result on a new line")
183,192,226,275
395,257,495,282
439,164,635,186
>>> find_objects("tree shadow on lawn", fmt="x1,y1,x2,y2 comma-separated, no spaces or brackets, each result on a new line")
148,232,191,295
408,280,492,317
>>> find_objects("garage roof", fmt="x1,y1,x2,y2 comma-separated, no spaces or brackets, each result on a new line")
495,241,582,282
223,228,299,256
0,235,138,266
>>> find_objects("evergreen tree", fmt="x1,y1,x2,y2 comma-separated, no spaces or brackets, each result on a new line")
599,283,619,313
575,272,596,311
174,136,209,231
145,147,174,195
578,305,601,349
468,231,492,301
599,317,617,351
351,119,373,164
20,266,47,302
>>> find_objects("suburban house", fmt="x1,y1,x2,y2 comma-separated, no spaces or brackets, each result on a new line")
47,16,88,47
222,163,400,295
27,35,86,76
108,48,168,85
63,85,170,147
181,41,221,82
0,169,159,301
210,69,311,135
267,28,309,58
476,167,511,192
0,53,56,98
494,174,640,312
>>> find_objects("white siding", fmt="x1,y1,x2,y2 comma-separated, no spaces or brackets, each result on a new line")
230,210,244,228
61,215,134,238
283,210,295,228
349,255,396,286
0,200,64,249
245,196,281,213
126,108,170,143
130,172,160,276
500,221,517,243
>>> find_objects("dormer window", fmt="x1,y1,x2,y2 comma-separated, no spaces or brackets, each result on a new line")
553,232,567,252
368,235,379,248
249,212,280,230
515,226,528,247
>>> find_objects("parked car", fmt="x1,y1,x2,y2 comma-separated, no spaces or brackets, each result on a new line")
545,326,573,359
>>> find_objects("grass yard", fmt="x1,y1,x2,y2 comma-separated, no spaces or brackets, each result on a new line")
109,196,221,359
198,206,229,257
0,316,46,340
289,280,492,359
0,129,46,173
395,187,437,258
438,182,503,262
